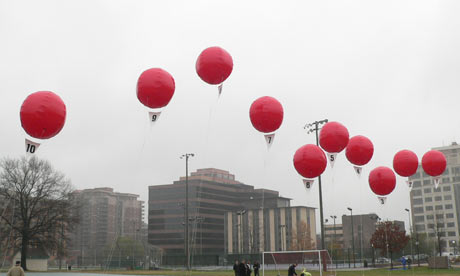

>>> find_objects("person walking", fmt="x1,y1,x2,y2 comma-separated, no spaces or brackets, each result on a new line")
288,263,297,276
7,261,25,276
407,257,412,269
253,261,260,276
233,260,240,276
246,261,252,276
239,259,247,276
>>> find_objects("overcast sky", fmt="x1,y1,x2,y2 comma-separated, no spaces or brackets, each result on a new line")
1,1,460,233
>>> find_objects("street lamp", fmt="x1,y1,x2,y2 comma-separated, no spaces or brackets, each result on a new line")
347,207,355,268
304,119,328,250
236,210,246,254
180,153,195,271
330,215,338,269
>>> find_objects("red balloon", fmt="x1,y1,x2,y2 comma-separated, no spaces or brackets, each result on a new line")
369,166,396,196
293,144,327,179
345,135,374,166
249,96,284,133
393,150,419,177
137,68,175,109
319,121,349,153
422,150,447,177
196,46,233,85
20,91,66,139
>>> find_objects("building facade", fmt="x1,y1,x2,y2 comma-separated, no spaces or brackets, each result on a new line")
148,168,314,255
324,223,344,249
70,187,144,265
225,206,317,254
409,142,460,253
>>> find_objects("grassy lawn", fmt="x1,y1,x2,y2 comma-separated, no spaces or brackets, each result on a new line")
74,267,460,276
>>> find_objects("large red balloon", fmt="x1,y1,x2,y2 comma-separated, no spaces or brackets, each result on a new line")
345,135,374,166
319,121,349,153
249,96,284,133
369,166,396,196
20,91,66,139
293,144,327,179
196,46,233,85
137,68,175,109
422,150,446,177
393,150,419,177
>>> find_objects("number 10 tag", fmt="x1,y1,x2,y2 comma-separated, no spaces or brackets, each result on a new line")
25,139,40,154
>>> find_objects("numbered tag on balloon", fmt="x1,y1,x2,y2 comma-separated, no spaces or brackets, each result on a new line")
25,139,40,155
327,153,337,168
353,166,363,177
264,133,275,149
433,176,441,189
303,179,314,190
377,196,387,205
406,180,413,189
218,83,223,96
148,111,161,124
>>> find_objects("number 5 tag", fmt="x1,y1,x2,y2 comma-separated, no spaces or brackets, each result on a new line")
25,139,40,154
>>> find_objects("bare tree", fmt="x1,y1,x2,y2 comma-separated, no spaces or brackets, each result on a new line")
290,221,315,250
0,156,77,270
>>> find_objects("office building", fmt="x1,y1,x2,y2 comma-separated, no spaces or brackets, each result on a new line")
409,142,460,253
324,223,344,249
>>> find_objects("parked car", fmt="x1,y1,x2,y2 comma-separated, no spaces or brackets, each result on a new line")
376,257,390,263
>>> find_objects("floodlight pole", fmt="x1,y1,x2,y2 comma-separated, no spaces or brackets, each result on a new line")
347,207,356,268
181,153,194,271
304,119,328,250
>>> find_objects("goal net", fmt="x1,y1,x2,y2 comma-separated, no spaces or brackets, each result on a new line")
262,250,336,276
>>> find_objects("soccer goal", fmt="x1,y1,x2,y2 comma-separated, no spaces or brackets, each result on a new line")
262,250,336,276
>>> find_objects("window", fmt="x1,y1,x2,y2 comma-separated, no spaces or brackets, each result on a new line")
439,232,446,237
446,213,454,218
415,216,425,222
410,172,421,180
442,177,450,183
413,198,423,205
423,179,431,185
453,176,460,182
428,223,435,229
413,181,421,188
448,232,456,237
436,214,444,219
423,172,429,178
412,189,422,196
414,207,424,214
446,204,453,209
453,167,460,175
444,195,452,200
426,206,433,211
443,186,451,191
435,196,442,201
424,188,431,193
427,215,434,220
433,187,441,192
447,222,455,228
437,223,445,228
415,224,425,231
443,169,450,175
425,197,432,203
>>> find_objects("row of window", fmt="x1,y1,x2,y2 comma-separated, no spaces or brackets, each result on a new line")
410,166,460,180
414,213,455,222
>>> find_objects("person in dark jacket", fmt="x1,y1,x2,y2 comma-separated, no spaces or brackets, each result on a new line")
288,263,297,276
253,261,260,276
233,260,240,276
239,260,247,276
246,261,252,276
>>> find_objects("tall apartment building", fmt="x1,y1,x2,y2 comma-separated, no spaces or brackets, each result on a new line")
409,142,460,253
70,187,144,264
148,168,311,255
225,206,317,254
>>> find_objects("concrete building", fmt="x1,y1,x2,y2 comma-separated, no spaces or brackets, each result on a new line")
225,206,316,254
324,223,344,249
409,142,460,253
342,214,379,252
70,187,144,265
148,168,314,255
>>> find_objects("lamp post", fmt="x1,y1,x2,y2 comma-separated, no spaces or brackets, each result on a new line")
304,119,328,250
180,153,195,271
330,215,338,269
236,210,246,254
405,208,414,266
347,207,355,268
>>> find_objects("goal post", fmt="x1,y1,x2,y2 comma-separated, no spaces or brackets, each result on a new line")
262,250,335,276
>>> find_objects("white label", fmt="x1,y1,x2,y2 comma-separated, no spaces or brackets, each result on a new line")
264,133,275,148
406,180,413,189
148,111,161,123
433,176,441,189
218,83,223,96
327,153,337,168
353,166,362,176
303,179,314,190
25,139,40,154
377,196,387,205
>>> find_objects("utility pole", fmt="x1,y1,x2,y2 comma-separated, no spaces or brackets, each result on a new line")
330,215,337,269
180,153,195,271
304,119,328,250
347,207,356,268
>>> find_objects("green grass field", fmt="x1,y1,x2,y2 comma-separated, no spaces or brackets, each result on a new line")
77,267,460,276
